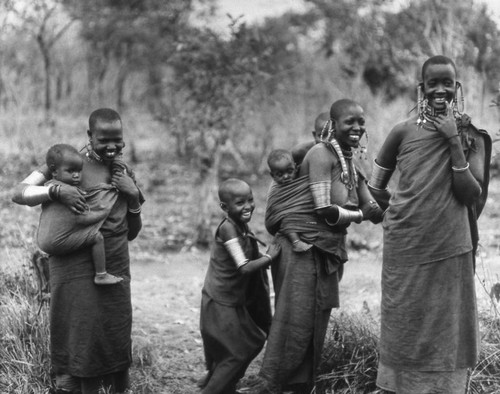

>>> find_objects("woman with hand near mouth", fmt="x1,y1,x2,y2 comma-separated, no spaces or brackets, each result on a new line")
368,55,491,393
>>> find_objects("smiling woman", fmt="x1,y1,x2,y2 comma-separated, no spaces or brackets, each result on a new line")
368,55,492,394
11,107,144,394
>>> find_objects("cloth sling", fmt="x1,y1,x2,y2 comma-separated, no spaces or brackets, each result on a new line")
37,181,118,255
265,175,330,236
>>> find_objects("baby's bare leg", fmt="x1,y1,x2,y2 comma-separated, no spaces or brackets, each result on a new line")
92,232,123,285
289,232,312,252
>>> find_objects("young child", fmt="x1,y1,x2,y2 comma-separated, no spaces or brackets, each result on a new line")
291,111,329,166
199,178,280,394
267,149,312,253
37,143,123,285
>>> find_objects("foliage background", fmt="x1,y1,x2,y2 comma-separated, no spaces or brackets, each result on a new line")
1,0,500,392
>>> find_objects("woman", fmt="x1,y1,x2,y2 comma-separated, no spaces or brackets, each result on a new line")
368,55,491,393
256,99,383,393
12,108,144,394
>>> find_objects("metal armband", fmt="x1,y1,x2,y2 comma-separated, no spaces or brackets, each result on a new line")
21,185,53,205
327,206,363,226
22,170,48,185
310,181,332,210
367,160,394,191
224,238,249,268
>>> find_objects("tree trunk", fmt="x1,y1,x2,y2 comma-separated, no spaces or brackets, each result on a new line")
36,34,52,114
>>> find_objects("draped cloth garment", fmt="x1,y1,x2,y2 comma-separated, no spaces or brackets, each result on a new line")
38,181,118,255
200,218,272,394
377,119,491,392
49,192,133,378
260,174,348,390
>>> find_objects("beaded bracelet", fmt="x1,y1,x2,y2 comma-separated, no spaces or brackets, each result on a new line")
446,134,460,140
48,184,61,201
452,162,470,173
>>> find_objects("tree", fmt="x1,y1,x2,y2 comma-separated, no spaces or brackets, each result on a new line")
4,0,74,117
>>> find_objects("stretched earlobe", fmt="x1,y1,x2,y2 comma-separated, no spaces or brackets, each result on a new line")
219,202,227,211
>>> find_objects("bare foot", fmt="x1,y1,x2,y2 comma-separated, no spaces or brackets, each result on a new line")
94,272,123,285
292,240,312,253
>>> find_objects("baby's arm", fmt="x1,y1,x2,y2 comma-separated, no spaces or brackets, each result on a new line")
219,221,280,274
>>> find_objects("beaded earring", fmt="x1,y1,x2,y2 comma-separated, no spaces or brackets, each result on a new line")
452,82,465,117
416,83,427,125
320,120,330,142
357,130,368,161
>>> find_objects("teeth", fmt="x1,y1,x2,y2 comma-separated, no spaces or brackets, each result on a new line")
349,135,360,141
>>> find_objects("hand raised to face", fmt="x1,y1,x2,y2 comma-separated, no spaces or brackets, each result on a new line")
433,101,459,140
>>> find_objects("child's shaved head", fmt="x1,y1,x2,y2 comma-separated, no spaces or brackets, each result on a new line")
46,144,80,171
421,55,456,81
314,112,330,133
267,149,294,169
218,178,251,204
89,108,121,131
330,99,360,121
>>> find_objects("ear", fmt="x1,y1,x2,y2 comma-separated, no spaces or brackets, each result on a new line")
219,202,228,212
87,129,92,139
51,168,58,179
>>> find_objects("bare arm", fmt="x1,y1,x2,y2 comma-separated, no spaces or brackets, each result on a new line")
433,105,482,206
12,165,88,213
111,171,143,240
357,180,384,224
306,145,363,224
367,123,404,211
219,221,280,274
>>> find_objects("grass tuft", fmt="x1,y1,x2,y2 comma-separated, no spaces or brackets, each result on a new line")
316,310,379,394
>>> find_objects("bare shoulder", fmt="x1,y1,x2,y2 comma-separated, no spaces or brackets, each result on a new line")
376,116,416,168
218,219,239,242
300,142,335,176
389,117,416,140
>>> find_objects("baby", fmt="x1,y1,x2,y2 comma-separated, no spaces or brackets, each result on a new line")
267,149,312,252
37,144,123,285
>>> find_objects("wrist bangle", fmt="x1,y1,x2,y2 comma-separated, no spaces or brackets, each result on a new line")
452,162,469,173
48,184,60,201
446,134,460,140
263,253,272,262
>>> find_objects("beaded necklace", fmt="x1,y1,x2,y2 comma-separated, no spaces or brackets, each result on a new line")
326,138,358,190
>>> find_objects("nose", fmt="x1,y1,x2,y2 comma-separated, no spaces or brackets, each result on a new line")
435,82,446,93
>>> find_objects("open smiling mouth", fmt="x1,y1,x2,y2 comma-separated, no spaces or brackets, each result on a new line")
241,211,252,219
